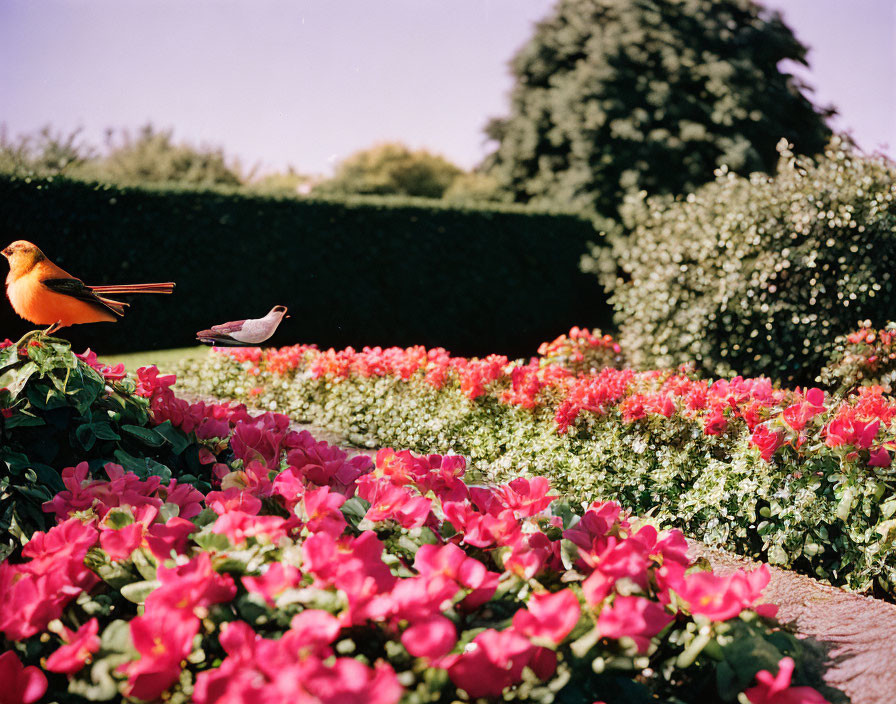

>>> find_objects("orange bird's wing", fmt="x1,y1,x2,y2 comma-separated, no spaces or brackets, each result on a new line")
41,278,128,317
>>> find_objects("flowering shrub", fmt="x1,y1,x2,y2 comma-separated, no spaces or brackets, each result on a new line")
0,391,827,702
818,322,896,395
175,336,896,593
604,137,896,385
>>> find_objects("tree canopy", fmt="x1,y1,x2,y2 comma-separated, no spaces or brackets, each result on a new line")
314,142,464,199
483,0,833,216
98,125,243,187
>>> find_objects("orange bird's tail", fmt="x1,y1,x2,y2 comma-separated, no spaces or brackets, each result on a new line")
89,282,176,295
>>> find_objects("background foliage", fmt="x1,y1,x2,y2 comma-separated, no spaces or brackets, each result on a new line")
483,0,832,217
0,174,610,356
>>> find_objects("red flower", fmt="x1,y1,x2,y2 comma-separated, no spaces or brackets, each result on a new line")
868,447,892,467
751,424,785,462
0,651,47,704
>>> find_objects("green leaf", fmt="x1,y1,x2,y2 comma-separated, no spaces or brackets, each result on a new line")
153,420,192,455
121,424,166,447
120,579,160,604
92,422,121,441
0,361,38,398
75,422,98,451
340,496,371,530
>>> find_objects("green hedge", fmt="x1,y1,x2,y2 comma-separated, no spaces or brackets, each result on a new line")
0,175,609,354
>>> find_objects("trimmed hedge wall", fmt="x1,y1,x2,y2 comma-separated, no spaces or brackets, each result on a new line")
0,176,609,354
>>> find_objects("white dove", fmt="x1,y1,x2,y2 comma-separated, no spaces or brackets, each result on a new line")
196,305,289,346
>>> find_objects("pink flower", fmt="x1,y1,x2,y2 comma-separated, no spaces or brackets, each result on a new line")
145,553,237,616
120,609,200,701
442,628,536,698
825,410,880,450
0,519,99,641
144,517,196,560
284,609,343,656
100,522,145,561
0,651,47,704
242,563,303,606
782,388,826,432
703,409,728,435
358,478,432,529
45,618,101,674
582,569,614,607
597,596,673,653
664,564,777,621
401,615,457,659
743,657,830,704
205,488,263,515
490,476,556,517
211,510,289,546
512,589,581,644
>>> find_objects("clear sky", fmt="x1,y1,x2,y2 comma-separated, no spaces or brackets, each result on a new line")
1,0,894,177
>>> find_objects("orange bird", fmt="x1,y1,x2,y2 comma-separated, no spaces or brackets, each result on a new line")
2,240,175,335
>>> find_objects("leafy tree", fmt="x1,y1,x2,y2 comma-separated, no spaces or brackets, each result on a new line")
483,0,833,216
315,142,463,198
97,124,243,187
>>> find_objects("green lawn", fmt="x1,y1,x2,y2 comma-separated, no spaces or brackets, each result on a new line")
98,346,210,371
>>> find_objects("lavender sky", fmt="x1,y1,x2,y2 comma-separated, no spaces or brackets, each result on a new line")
1,0,894,176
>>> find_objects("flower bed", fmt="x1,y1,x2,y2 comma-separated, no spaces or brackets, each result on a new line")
0,336,831,703
173,330,896,595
